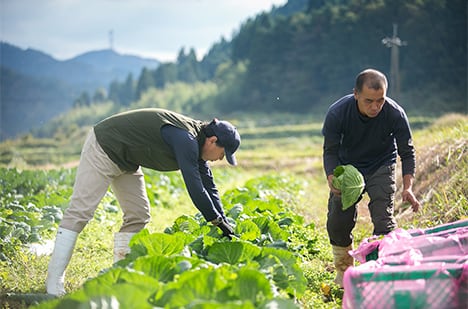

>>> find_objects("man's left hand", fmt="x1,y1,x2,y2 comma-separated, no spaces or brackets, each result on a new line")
402,190,421,212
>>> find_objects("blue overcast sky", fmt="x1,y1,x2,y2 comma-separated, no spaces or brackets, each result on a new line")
1,0,287,62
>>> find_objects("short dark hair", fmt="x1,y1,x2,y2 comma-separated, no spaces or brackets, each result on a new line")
203,119,217,138
355,69,388,93
199,119,222,147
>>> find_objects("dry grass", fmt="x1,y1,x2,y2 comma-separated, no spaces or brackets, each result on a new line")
394,114,467,228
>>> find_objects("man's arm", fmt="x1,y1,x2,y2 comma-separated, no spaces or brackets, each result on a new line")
198,161,226,219
322,111,342,192
393,111,420,212
402,174,420,212
161,125,221,221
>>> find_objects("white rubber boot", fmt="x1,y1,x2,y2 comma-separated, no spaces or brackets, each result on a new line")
113,232,136,263
332,244,354,288
46,227,78,296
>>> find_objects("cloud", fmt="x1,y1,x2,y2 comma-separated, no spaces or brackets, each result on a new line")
0,0,287,61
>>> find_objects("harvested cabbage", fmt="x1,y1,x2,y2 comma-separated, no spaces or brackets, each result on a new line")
332,165,365,210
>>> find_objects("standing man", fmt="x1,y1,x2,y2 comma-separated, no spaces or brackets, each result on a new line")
321,69,420,287
46,108,241,296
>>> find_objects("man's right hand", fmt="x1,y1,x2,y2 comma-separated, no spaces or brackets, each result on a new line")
327,175,341,195
217,220,234,239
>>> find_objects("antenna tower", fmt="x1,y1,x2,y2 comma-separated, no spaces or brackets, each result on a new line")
109,30,114,50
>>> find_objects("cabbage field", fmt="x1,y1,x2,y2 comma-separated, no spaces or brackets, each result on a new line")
1,168,334,308
1,114,466,308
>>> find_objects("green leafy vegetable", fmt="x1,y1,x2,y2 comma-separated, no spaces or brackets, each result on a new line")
206,241,261,265
332,165,365,210
33,174,312,308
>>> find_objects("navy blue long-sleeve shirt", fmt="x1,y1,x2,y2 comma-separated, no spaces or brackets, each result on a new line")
322,94,415,177
161,125,224,221
94,108,225,222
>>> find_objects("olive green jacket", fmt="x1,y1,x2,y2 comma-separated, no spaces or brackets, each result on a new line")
94,108,204,172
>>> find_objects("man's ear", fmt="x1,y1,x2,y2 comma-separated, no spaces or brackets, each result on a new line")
353,88,358,100
206,136,218,144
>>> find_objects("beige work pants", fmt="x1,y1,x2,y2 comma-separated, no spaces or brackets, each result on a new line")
60,129,150,233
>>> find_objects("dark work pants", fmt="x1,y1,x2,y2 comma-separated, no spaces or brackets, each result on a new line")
326,164,397,247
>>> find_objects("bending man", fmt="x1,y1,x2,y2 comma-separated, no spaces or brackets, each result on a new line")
46,108,241,295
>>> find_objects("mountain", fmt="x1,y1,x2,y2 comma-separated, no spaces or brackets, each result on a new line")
71,50,159,81
0,42,159,140
1,42,159,93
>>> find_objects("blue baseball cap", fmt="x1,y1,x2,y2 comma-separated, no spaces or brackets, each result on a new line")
211,119,241,166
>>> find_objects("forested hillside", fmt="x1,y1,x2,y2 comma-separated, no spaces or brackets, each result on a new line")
1,66,75,139
229,0,466,113
0,43,159,140
102,0,466,117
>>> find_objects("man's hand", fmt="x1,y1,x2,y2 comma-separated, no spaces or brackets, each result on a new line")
327,175,341,196
402,189,421,212
211,218,234,239
217,220,234,239
402,175,421,212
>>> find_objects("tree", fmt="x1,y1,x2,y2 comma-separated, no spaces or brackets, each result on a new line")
153,63,178,88
92,88,107,103
200,38,232,80
120,74,135,106
108,80,122,105
177,47,202,83
135,68,155,100
73,91,91,107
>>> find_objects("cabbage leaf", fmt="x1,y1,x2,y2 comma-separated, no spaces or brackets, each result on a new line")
332,165,365,210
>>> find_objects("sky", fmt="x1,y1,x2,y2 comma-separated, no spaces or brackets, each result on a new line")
0,0,287,62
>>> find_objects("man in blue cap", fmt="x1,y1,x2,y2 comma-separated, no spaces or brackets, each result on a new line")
46,108,241,296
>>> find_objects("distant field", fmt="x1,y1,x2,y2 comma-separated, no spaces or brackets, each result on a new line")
0,113,434,168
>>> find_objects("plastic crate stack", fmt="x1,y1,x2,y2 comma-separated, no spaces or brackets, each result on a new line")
342,219,468,309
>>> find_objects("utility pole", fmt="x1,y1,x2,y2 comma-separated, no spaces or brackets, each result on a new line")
382,24,406,100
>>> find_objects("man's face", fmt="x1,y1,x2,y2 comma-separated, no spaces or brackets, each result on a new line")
354,85,386,118
201,136,225,162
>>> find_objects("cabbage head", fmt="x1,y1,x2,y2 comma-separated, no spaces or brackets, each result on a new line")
332,165,365,210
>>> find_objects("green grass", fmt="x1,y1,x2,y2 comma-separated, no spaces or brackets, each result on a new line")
0,113,467,308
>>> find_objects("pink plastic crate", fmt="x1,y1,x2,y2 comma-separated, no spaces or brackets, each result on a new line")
342,259,468,309
351,219,468,264
344,220,468,309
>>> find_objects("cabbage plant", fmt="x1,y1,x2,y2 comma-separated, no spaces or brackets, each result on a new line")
34,175,316,308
